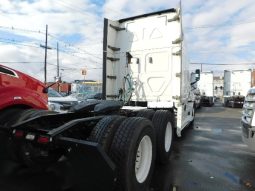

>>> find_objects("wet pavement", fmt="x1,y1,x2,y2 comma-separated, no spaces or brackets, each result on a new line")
151,103,255,191
1,103,255,191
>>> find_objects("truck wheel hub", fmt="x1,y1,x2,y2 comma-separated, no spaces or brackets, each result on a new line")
135,135,152,183
165,122,172,152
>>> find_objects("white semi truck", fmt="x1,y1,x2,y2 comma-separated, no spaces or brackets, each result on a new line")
241,87,255,151
197,71,214,106
0,8,199,191
102,8,199,189
223,69,252,108
103,9,198,136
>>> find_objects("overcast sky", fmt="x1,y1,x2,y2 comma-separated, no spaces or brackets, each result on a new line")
0,0,255,82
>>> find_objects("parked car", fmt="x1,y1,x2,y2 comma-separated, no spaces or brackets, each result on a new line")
68,92,88,102
86,93,102,101
48,88,78,112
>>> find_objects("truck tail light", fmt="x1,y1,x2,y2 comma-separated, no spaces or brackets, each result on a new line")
13,130,24,138
37,136,51,144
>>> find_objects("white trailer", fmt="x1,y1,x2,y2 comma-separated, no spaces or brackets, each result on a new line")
223,70,252,108
197,71,214,106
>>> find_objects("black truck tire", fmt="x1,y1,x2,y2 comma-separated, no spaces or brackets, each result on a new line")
136,109,155,120
188,106,195,129
0,108,26,161
1,109,33,162
15,109,50,122
152,110,174,164
109,117,156,191
88,115,126,153
0,108,25,127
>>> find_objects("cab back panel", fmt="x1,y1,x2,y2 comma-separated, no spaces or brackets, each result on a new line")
197,72,214,97
103,10,182,103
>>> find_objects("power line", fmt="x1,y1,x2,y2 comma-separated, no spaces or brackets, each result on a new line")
0,24,102,59
191,62,255,65
0,25,45,35
55,48,102,66
0,39,42,49
48,34,103,59
47,62,102,70
0,39,102,67
0,36,102,65
55,0,94,17
185,18,255,30
0,61,43,64
191,48,255,55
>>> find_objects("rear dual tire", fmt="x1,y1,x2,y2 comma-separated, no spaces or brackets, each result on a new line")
88,115,126,153
90,116,156,191
152,110,174,164
110,117,156,191
136,109,155,120
137,109,175,164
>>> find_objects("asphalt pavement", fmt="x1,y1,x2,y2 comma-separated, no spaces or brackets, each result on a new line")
1,103,255,191
151,102,255,191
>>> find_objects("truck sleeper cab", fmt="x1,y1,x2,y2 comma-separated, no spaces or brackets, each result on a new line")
103,8,196,138
224,70,252,108
197,71,214,106
241,87,255,151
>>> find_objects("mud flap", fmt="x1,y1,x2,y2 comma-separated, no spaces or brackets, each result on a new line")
57,137,116,191
0,131,11,161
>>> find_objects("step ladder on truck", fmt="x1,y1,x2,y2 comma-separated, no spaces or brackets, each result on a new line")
0,8,200,191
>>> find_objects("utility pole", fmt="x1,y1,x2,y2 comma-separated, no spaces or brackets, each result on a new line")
56,42,60,92
57,42,59,78
40,25,52,84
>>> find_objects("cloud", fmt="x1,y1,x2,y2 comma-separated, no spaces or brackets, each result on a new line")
0,0,255,82
0,0,104,82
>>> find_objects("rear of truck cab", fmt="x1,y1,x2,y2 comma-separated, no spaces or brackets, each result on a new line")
103,9,195,136
224,69,252,108
241,87,255,151
197,71,214,106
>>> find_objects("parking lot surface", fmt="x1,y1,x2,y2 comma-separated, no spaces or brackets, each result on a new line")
0,103,255,191
151,103,255,191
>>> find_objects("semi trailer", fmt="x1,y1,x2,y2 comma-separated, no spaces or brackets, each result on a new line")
197,71,214,106
223,69,252,108
0,8,199,191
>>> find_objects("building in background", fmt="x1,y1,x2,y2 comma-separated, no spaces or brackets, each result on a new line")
46,82,72,95
71,80,102,94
